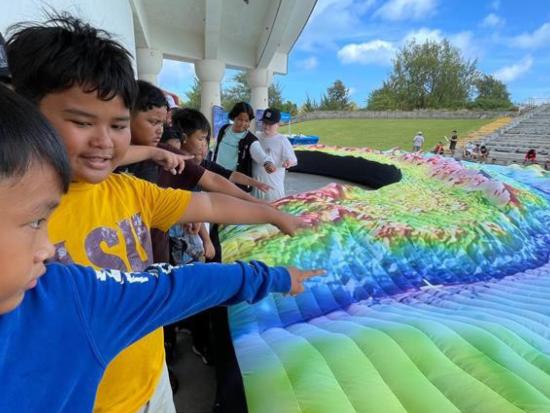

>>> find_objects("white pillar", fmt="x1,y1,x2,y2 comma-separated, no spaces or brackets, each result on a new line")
248,68,272,111
194,59,225,126
136,48,163,85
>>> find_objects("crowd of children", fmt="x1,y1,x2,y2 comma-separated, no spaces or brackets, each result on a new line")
0,14,322,413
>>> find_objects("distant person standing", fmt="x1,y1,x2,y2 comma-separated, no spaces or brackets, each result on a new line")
412,131,424,152
449,130,458,156
253,108,298,201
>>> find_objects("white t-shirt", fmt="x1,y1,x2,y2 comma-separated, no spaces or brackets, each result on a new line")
413,134,424,148
252,132,297,201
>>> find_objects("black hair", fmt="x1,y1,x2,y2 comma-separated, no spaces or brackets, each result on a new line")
0,32,11,83
133,80,168,113
0,85,70,191
160,125,183,143
228,101,255,121
171,108,210,137
6,13,137,108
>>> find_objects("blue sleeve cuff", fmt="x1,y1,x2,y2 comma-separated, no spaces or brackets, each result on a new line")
271,266,291,294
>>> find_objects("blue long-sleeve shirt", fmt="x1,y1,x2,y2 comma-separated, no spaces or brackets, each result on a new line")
0,261,290,412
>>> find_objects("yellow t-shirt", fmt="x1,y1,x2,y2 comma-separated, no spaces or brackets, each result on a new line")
48,173,192,413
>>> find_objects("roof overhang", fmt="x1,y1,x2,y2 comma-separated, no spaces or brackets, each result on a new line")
130,0,317,74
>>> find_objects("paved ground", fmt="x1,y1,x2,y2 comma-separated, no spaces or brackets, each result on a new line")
173,172,354,413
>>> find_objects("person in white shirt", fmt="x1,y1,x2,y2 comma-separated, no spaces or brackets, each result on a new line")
412,131,425,152
253,108,298,201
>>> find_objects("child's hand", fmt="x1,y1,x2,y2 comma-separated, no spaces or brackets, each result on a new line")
183,223,202,234
282,160,295,169
255,181,273,193
152,148,194,175
204,240,216,259
263,161,277,174
286,267,325,295
274,212,312,236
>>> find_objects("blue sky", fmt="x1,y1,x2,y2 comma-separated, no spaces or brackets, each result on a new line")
159,0,550,107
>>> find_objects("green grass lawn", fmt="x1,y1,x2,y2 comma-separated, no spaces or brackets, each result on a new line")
288,118,494,150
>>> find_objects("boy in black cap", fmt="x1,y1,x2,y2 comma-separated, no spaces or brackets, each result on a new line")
254,108,297,201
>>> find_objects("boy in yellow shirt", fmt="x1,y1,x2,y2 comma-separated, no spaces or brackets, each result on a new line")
6,15,307,412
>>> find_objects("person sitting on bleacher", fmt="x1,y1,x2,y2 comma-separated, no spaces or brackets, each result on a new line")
524,149,537,165
463,142,475,160
479,145,489,163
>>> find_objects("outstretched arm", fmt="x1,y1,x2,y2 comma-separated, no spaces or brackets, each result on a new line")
71,261,324,363
120,145,192,174
229,171,273,193
178,192,308,235
199,169,267,204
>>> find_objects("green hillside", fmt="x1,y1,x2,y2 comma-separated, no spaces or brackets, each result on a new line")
288,118,494,150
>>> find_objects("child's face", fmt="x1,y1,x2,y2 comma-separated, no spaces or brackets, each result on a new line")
263,122,279,136
130,106,167,146
182,129,208,162
0,163,60,314
39,86,131,183
232,112,251,133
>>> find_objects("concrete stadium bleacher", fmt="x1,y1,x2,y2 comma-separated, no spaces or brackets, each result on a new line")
481,104,550,164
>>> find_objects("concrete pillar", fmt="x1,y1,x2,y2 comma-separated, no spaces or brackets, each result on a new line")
247,68,272,111
136,48,163,85
195,59,225,126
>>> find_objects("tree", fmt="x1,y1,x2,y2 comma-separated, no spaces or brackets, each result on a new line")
300,94,318,113
220,72,298,115
221,71,250,110
366,82,398,110
367,40,477,110
269,81,298,115
183,77,201,110
319,79,354,111
470,74,513,109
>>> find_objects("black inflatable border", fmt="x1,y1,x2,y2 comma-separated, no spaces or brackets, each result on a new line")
288,150,402,189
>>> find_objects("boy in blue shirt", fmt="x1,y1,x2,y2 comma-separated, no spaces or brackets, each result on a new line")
0,85,322,412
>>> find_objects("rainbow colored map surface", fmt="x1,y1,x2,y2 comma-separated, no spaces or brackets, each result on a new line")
220,146,550,413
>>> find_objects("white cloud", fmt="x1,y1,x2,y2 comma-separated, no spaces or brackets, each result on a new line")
403,28,443,44
298,0,377,52
297,56,319,70
511,22,550,49
449,31,481,60
374,0,438,21
493,56,533,82
158,60,195,96
481,13,505,28
337,40,397,65
337,28,482,67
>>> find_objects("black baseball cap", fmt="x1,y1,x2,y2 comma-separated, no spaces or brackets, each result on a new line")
261,108,281,124
0,32,11,83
